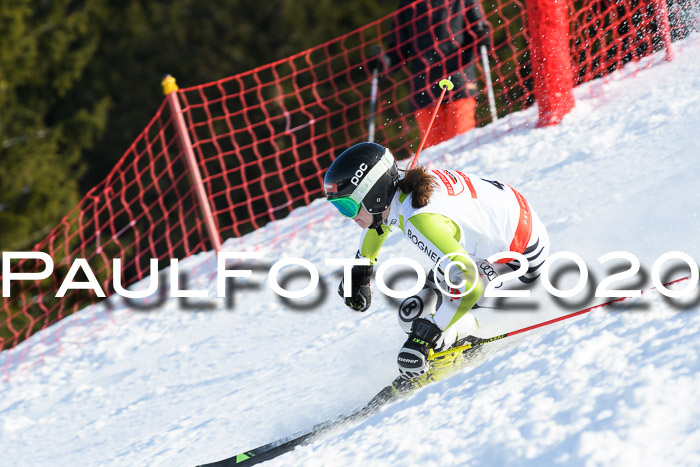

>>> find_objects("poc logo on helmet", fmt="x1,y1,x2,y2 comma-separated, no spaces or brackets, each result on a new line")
351,163,369,186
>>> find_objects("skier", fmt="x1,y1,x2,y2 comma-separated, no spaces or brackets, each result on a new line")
324,142,549,380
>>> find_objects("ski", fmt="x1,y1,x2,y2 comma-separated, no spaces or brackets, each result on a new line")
197,277,696,466
196,343,482,467
195,385,399,466
194,327,556,466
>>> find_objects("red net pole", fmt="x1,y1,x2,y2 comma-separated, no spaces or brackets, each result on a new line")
162,75,222,252
653,0,674,62
525,0,575,127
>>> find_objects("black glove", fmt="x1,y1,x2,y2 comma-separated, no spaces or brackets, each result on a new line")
367,44,390,73
338,264,372,312
397,318,443,379
473,21,492,52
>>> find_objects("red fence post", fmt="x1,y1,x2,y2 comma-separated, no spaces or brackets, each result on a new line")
162,75,222,252
525,0,575,127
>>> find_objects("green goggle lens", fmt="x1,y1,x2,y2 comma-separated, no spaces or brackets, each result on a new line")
329,197,361,218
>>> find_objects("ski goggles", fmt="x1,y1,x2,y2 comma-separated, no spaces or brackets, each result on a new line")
329,196,363,218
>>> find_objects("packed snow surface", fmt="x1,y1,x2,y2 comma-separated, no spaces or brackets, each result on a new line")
2,35,700,467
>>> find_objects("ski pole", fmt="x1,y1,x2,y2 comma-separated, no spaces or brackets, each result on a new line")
429,296,629,360
408,78,454,170
480,45,498,123
368,68,379,142
429,274,695,361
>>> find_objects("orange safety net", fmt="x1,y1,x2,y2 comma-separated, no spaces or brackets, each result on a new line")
0,0,684,370
570,0,674,85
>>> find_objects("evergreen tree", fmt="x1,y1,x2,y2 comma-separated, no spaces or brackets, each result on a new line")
0,0,109,251
281,0,395,50
79,0,396,188
0,0,398,251
77,0,295,189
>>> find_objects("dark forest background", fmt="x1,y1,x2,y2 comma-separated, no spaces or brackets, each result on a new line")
0,0,398,251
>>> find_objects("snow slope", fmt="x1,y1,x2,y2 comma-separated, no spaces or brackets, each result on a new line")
1,34,700,467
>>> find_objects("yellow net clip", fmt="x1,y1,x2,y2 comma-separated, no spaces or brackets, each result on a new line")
161,75,179,95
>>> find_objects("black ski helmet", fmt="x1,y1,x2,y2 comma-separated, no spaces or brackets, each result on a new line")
324,142,399,217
